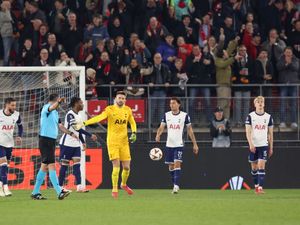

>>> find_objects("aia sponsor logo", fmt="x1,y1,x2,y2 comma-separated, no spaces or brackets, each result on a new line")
169,124,180,129
254,124,266,130
2,125,14,130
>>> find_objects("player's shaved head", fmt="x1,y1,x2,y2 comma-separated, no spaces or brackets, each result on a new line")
49,93,59,102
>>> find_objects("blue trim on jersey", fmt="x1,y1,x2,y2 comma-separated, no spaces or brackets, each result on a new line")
245,115,251,125
268,116,273,126
184,114,191,125
16,115,23,137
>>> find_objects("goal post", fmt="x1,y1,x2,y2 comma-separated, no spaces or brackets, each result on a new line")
0,66,87,190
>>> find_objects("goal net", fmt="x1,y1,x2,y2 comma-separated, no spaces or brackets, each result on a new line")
0,66,87,190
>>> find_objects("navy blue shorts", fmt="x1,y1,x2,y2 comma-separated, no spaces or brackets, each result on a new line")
248,146,268,162
0,145,12,161
59,145,81,161
165,147,183,164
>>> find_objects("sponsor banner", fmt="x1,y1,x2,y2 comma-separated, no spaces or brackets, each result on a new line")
8,149,102,190
87,99,145,123
126,99,145,123
87,100,108,118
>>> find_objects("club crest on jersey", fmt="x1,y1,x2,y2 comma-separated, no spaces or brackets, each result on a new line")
254,124,266,130
169,124,180,129
115,119,126,124
2,125,14,130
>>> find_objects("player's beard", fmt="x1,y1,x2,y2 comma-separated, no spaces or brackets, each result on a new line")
116,101,124,107
8,108,15,114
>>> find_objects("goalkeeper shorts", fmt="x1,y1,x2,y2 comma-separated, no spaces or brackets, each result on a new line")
107,143,131,161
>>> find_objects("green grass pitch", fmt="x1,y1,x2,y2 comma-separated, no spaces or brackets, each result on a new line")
0,189,299,225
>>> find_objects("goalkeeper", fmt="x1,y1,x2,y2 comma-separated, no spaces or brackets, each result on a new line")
74,91,137,199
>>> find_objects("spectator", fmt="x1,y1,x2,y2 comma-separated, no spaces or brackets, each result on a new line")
144,16,169,55
232,44,254,127
277,47,299,129
21,0,46,44
110,36,128,69
46,33,64,65
288,19,300,59
215,37,239,119
108,16,126,39
17,38,35,66
0,0,14,66
120,58,153,97
62,12,83,57
210,106,231,148
242,22,258,60
170,0,194,21
94,51,117,98
195,13,213,48
261,0,284,37
144,53,171,126
33,48,52,66
92,39,106,63
186,45,214,123
156,34,176,69
261,29,286,81
163,5,178,34
176,36,192,66
220,16,236,48
74,38,93,67
222,0,243,34
127,39,152,67
108,0,134,38
254,49,274,109
84,14,110,50
56,51,77,86
170,58,188,97
48,0,70,42
86,68,97,99
175,15,197,44
36,23,49,52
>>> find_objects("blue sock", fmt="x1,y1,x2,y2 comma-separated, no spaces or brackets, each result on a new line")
169,169,175,185
258,169,265,187
0,164,8,185
32,169,46,195
49,169,62,195
174,168,181,186
251,170,258,186
59,165,68,186
73,163,81,185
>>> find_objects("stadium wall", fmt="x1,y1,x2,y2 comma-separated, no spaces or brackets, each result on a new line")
100,144,300,189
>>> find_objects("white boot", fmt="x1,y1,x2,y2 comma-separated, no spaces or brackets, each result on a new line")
0,182,5,197
3,184,12,196
172,185,180,194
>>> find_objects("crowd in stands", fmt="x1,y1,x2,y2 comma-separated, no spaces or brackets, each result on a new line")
0,0,300,127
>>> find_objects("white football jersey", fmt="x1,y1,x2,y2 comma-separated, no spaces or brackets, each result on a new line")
245,111,273,147
59,110,82,147
161,111,191,147
0,110,21,148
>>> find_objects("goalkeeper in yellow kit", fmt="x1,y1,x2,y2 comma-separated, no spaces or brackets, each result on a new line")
73,91,137,198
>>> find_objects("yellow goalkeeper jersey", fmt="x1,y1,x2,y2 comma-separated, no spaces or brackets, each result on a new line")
84,104,137,145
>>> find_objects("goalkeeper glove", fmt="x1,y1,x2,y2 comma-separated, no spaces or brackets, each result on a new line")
70,119,85,130
129,132,137,143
